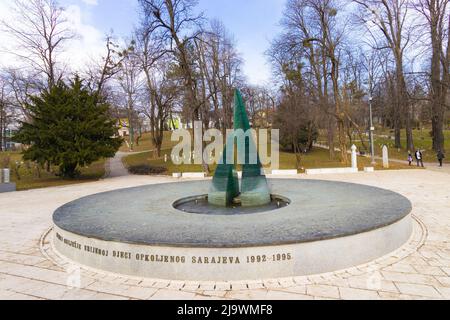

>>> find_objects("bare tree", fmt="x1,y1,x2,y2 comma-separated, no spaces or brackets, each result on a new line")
414,0,449,152
143,59,179,157
0,78,12,151
83,35,134,102
1,0,75,89
138,0,204,122
2,68,42,122
273,62,318,168
195,21,243,132
135,21,178,157
270,0,350,163
117,46,143,151
354,0,416,152
241,85,276,128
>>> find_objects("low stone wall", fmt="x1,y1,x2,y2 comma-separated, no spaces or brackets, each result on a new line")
305,168,359,175
182,173,206,179
0,183,16,193
271,170,298,176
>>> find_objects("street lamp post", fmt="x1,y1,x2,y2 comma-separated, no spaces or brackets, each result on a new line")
369,96,376,165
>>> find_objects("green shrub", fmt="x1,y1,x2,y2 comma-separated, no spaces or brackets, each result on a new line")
128,164,167,175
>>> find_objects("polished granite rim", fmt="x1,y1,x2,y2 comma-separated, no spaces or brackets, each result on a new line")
53,179,413,248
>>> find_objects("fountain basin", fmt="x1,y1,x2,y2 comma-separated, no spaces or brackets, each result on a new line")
173,194,290,215
52,179,412,281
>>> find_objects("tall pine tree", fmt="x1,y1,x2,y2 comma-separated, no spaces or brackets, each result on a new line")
15,76,122,178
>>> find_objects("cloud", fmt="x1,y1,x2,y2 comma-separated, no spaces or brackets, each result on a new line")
0,2,106,76
0,1,18,68
62,5,106,71
81,0,99,6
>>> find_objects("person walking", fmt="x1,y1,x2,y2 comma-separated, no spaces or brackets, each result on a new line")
437,150,445,167
415,150,424,168
407,152,413,166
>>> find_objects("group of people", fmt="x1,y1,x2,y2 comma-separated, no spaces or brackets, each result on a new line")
407,150,445,167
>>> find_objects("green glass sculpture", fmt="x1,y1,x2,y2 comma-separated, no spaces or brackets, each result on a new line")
208,89,271,207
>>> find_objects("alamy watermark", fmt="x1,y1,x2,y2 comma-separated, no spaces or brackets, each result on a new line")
170,122,280,170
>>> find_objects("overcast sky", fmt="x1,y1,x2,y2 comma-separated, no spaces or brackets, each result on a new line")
0,0,285,85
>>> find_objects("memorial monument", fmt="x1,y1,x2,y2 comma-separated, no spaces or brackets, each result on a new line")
209,89,271,207
51,89,414,282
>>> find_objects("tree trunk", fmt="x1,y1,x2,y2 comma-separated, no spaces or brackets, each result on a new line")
433,115,445,152
327,115,335,159
60,162,78,179
155,145,162,158
394,114,402,149
405,106,414,152
330,57,348,164
0,106,4,152
429,6,448,153
35,164,41,179
293,140,301,169
396,54,413,151
337,119,348,164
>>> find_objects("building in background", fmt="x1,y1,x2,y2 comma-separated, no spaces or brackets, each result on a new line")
1,127,21,151
117,118,130,137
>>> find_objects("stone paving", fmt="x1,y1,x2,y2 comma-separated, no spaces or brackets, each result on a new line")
104,152,133,178
0,169,449,300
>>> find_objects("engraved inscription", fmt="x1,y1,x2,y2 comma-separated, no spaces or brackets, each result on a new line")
55,233,294,266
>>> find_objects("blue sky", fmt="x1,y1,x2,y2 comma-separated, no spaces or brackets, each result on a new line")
59,0,286,84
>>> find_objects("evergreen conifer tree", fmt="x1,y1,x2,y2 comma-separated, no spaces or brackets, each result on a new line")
15,76,122,178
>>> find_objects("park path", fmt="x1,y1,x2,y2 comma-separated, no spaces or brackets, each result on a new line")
105,151,149,178
104,152,130,178
104,149,171,178
105,146,176,179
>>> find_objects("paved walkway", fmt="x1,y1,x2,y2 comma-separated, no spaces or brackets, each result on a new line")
105,150,156,178
0,169,450,300
104,152,131,178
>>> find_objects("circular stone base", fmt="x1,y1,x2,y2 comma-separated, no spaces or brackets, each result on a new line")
52,179,413,281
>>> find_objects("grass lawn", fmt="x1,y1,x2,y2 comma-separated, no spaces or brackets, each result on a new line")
123,147,415,176
372,128,450,163
0,151,106,191
123,149,209,175
119,132,176,153
278,148,416,172
318,128,450,164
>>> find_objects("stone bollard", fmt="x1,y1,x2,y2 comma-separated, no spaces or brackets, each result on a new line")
351,145,358,169
2,169,10,183
382,145,389,169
